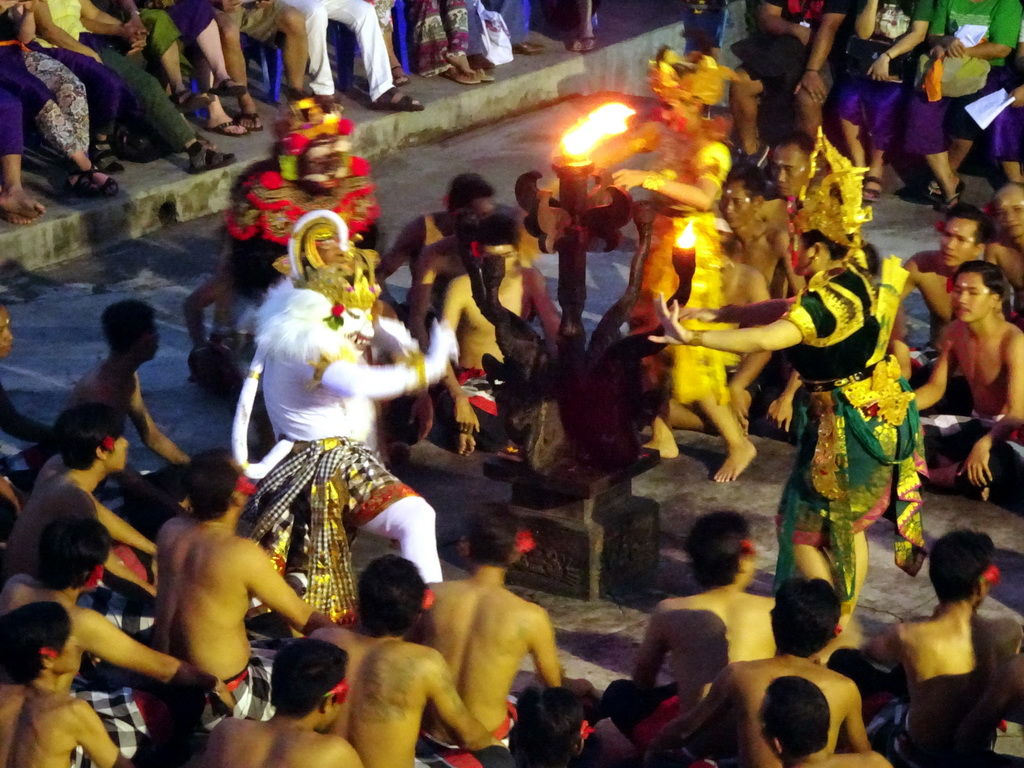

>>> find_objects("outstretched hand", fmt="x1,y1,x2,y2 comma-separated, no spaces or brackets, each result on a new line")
429,321,460,363
647,294,693,346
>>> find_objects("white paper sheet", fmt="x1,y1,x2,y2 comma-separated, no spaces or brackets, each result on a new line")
954,24,988,47
965,88,1015,129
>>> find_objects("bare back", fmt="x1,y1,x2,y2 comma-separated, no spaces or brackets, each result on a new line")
69,366,134,427
200,718,362,768
4,690,119,768
904,251,956,345
945,319,1021,418
987,239,1024,306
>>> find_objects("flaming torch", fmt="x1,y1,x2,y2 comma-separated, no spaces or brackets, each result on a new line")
556,103,636,214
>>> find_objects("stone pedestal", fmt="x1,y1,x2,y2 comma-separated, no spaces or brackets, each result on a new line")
483,453,660,600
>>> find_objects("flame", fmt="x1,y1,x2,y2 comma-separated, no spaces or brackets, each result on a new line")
675,221,696,250
560,103,637,161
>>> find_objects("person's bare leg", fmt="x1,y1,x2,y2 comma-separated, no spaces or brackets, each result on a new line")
0,154,45,224
841,118,866,167
795,89,824,139
577,0,593,38
195,59,246,134
161,39,187,92
217,14,255,117
792,532,867,634
645,415,680,459
383,28,402,72
278,6,310,92
1003,160,1024,183
868,147,885,181
668,399,708,431
925,151,960,199
947,137,973,175
698,396,756,482
730,70,763,155
196,20,234,84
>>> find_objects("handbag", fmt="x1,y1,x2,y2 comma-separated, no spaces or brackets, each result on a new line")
845,37,914,83
915,54,990,98
474,0,513,66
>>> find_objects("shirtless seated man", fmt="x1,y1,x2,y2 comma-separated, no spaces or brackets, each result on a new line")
985,182,1024,320
438,212,559,454
3,404,156,599
153,450,335,729
646,578,871,768
198,638,363,768
762,678,892,768
313,555,512,768
417,514,594,742
71,299,190,538
856,530,1021,767
914,262,1024,501
601,512,775,752
0,602,134,768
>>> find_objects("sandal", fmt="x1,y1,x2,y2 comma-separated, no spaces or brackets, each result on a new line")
370,86,424,112
440,67,481,85
935,180,965,212
91,141,124,174
391,65,411,86
188,145,235,174
862,175,883,204
475,69,495,83
567,37,596,52
233,112,263,132
513,41,544,55
172,89,212,112
66,168,119,198
208,78,248,98
207,119,249,137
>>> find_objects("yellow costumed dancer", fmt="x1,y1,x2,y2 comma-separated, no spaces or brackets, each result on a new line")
598,47,755,481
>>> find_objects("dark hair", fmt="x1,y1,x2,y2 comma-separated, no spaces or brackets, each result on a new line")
725,161,772,200
513,686,584,768
862,242,881,277
953,261,1011,302
476,212,519,248
946,202,996,245
466,510,518,567
101,299,156,354
929,529,994,603
0,602,72,684
761,677,830,758
54,403,123,471
358,555,426,637
684,511,751,588
447,174,495,211
37,518,111,591
271,639,349,717
771,578,841,657
800,230,848,261
774,132,815,157
185,449,241,521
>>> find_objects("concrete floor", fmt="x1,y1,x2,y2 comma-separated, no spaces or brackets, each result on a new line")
5,99,1024,756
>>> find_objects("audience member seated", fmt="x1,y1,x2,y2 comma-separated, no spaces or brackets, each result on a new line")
720,162,795,299
196,638,362,768
213,0,309,128
981,34,1024,186
840,530,1021,767
313,554,512,768
510,687,592,768
3,404,156,599
153,449,334,729
466,0,543,74
903,0,1020,209
0,90,46,224
437,212,558,455
837,0,929,203
601,512,775,754
900,203,993,351
406,0,485,84
957,641,1024,759
33,0,234,173
0,0,120,197
279,0,423,111
417,514,594,743
540,0,596,52
986,182,1024,317
646,578,870,767
914,262,1024,501
762,677,893,768
0,602,136,768
729,0,852,162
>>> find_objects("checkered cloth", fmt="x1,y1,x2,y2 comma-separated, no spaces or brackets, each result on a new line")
414,742,514,768
199,643,277,732
77,585,154,641
909,347,939,371
70,682,152,768
921,415,1024,463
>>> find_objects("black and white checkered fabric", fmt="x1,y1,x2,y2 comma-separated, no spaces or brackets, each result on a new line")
70,682,150,768
199,644,277,732
77,585,154,640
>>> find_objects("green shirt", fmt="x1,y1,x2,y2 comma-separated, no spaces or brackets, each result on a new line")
928,0,1022,64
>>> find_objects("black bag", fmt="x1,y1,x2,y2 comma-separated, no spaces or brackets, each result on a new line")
845,37,914,83
112,122,165,164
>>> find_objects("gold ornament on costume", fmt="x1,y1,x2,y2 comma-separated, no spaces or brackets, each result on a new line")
798,129,873,250
302,264,381,315
648,47,734,107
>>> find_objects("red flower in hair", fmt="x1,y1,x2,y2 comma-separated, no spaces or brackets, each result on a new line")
338,118,354,135
422,588,435,610
325,678,349,705
235,476,257,496
332,304,346,317
471,242,483,260
739,539,755,556
260,171,284,191
580,721,595,742
935,220,946,234
84,564,104,590
349,156,370,177
833,623,843,638
39,647,58,659
100,436,115,452
516,530,536,554
983,564,1001,586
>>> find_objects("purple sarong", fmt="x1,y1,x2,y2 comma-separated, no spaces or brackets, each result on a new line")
0,88,23,156
837,78,908,153
989,81,1024,161
162,0,215,45
0,46,61,118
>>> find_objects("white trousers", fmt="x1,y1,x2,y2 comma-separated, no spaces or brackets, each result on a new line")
358,495,443,583
280,0,393,99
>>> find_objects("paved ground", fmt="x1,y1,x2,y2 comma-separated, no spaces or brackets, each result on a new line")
6,98,1024,754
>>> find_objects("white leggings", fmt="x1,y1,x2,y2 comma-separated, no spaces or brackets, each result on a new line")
358,495,443,583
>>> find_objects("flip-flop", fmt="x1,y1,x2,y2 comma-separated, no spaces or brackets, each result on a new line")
391,65,411,86
567,37,596,52
233,112,264,132
207,120,249,137
862,175,883,203
513,41,544,55
172,89,212,112
371,87,424,112
208,79,248,98
440,67,481,85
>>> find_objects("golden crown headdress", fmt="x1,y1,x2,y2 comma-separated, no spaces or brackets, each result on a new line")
275,98,353,181
648,48,734,107
798,129,873,251
302,259,381,314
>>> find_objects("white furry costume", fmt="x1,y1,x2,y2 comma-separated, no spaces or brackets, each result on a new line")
233,211,455,622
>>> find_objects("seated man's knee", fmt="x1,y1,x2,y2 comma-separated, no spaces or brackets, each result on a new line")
279,6,305,36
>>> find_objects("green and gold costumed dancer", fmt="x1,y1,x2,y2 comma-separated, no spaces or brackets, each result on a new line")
650,131,926,624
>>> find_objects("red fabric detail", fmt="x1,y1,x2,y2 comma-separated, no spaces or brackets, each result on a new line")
133,690,173,745
339,118,354,134
260,171,284,190
111,544,149,584
422,588,435,610
630,695,681,751
493,701,517,740
224,668,250,693
350,156,370,176
516,530,535,554
351,483,419,526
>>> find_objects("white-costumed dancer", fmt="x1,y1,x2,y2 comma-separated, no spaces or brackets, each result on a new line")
233,210,456,623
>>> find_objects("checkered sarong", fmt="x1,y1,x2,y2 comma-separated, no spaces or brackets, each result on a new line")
199,643,276,732
70,682,150,768
77,585,154,640
414,742,514,768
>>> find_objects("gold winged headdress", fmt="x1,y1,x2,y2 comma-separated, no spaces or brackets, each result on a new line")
798,129,873,253
648,48,734,107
